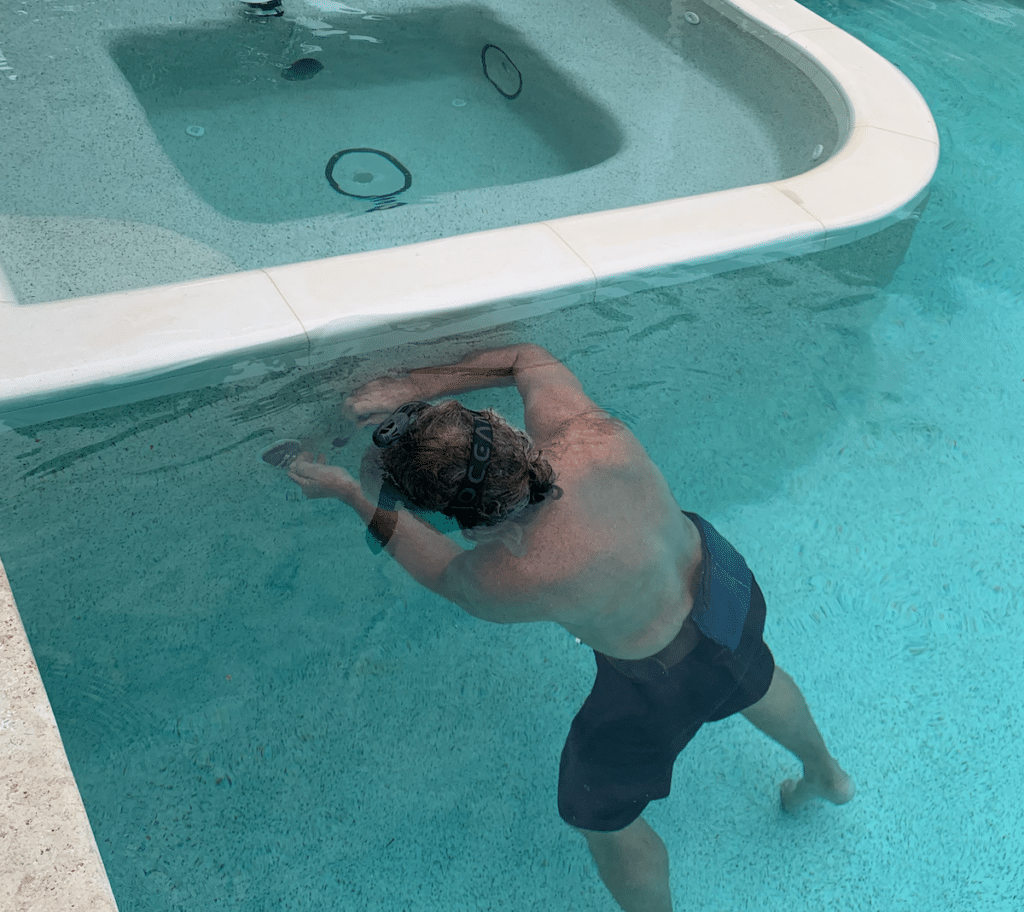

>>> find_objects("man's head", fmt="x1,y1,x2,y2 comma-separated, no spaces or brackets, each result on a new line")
374,400,558,529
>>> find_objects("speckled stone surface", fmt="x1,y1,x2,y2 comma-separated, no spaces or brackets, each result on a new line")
0,561,119,912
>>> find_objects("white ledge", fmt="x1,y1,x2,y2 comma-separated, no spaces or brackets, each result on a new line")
0,560,120,912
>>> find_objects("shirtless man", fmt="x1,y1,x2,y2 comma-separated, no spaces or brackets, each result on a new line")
287,343,854,912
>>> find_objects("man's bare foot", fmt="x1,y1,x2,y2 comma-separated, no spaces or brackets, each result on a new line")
780,765,856,812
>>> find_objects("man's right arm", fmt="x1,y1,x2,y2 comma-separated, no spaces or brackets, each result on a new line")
347,344,604,443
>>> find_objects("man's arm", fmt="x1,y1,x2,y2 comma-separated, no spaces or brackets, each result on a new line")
288,455,465,600
347,344,604,443
288,456,546,623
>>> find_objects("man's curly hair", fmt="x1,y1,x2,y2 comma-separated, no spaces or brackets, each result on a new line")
380,400,559,529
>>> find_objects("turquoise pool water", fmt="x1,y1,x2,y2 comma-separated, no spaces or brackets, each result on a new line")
1,1,1022,910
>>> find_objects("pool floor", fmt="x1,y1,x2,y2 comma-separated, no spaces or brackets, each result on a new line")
1,0,1022,909
109,11,620,222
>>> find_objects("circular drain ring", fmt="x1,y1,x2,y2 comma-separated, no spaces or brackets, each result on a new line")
481,44,522,99
325,148,412,199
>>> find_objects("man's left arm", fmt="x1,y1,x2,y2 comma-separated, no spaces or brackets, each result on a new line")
288,454,466,602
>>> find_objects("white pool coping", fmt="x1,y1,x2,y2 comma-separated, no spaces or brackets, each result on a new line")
0,1,937,909
0,0,937,426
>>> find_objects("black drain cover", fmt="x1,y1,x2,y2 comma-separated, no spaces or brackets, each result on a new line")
325,148,412,199
481,44,522,99
281,57,323,81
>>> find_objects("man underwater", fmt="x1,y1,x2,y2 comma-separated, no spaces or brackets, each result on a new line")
288,343,854,912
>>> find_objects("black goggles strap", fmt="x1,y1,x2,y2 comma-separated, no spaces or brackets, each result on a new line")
366,402,427,554
445,412,493,516
366,404,493,552
365,483,399,555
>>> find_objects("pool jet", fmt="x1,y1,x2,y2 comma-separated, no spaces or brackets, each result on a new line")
239,0,283,17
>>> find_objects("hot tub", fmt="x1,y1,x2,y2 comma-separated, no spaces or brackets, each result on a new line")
0,0,936,425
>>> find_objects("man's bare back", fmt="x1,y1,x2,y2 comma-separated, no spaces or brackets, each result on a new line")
450,411,705,660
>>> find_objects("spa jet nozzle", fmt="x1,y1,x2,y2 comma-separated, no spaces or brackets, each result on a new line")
240,0,284,17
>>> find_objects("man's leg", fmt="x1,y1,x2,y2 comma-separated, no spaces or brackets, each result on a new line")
578,816,673,912
741,666,855,811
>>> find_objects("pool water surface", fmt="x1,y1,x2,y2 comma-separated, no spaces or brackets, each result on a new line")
2,0,1022,910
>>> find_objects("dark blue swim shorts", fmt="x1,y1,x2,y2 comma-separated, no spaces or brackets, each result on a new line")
557,512,775,832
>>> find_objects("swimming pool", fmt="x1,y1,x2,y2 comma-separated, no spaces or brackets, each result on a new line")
0,0,935,423
21,0,1024,910
1,220,928,912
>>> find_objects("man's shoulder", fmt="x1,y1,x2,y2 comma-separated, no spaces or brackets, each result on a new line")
542,411,646,469
441,545,555,624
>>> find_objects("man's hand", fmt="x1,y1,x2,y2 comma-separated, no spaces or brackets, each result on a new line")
288,453,357,501
344,375,423,427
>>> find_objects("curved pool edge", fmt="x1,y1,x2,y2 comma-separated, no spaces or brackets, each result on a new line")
543,0,939,291
0,0,938,426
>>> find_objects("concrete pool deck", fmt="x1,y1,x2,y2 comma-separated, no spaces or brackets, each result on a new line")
1,561,118,912
0,0,937,909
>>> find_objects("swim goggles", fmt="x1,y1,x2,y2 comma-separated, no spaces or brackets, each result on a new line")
365,400,493,552
371,400,430,448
